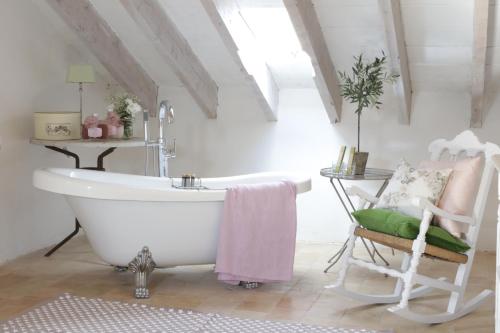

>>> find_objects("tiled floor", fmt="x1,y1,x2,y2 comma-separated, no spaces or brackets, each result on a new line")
0,236,494,332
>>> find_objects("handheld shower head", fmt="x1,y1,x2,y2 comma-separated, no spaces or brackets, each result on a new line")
159,100,174,124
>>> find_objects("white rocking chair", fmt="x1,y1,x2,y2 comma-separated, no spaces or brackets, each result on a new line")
326,130,500,324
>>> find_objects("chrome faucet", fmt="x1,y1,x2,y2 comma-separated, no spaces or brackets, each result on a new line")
143,100,176,177
158,100,175,177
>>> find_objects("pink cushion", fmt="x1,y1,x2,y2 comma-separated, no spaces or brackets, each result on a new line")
419,156,483,238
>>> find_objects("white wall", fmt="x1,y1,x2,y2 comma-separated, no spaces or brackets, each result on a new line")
164,87,500,251
0,0,119,264
0,0,163,264
1,1,499,266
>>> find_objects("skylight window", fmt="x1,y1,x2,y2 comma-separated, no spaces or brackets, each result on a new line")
240,8,302,61
239,6,315,88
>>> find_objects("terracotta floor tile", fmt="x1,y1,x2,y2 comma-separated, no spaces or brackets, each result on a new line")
0,236,494,332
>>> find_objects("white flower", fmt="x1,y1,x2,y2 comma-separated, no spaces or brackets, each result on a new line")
125,98,134,106
107,104,114,113
128,102,142,114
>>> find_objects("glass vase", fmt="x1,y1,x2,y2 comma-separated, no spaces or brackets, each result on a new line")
123,124,133,139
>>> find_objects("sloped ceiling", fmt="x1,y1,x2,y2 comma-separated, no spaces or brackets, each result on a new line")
316,0,475,92
211,0,486,93
158,0,247,86
32,0,116,86
402,0,473,91
88,0,181,87
42,0,498,117
486,0,500,93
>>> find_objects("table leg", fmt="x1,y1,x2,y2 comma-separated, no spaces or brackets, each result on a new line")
370,239,390,266
360,237,378,263
343,178,390,265
97,147,116,170
325,177,391,271
371,179,395,257
336,179,356,211
370,179,390,208
44,219,81,257
328,238,349,263
330,178,354,222
45,146,80,168
43,145,117,256
324,239,348,273
324,179,357,271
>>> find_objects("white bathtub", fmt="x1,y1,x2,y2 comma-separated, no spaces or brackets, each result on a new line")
33,168,311,268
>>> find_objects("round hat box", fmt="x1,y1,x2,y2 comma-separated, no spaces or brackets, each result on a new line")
34,112,81,140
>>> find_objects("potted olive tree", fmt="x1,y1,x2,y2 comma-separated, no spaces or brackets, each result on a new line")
338,53,398,175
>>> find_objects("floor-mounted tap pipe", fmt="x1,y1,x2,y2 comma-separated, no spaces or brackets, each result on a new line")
142,101,175,177
158,100,174,178
143,110,149,176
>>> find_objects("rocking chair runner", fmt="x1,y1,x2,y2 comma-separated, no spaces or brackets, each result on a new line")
326,130,500,324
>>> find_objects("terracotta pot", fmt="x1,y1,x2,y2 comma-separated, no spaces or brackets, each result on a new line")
353,152,369,175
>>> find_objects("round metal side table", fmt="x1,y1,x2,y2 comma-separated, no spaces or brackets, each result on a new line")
320,167,394,273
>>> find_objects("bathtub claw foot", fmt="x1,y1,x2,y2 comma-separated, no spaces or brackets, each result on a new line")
239,281,261,289
128,246,156,299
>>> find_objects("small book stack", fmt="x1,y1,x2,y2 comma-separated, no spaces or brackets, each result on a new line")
333,146,357,175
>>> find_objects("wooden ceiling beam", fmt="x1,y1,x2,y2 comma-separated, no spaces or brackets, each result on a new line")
46,0,158,116
121,0,219,119
379,0,412,125
284,0,342,123
202,0,279,121
470,0,490,128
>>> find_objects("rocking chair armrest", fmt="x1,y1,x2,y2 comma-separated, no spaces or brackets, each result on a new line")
345,186,379,204
411,197,475,225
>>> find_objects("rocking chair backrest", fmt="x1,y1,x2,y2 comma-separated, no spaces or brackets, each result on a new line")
427,130,500,243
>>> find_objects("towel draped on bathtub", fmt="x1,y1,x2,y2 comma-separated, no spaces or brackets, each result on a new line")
215,181,298,285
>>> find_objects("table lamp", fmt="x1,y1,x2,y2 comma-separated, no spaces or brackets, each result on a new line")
66,64,96,127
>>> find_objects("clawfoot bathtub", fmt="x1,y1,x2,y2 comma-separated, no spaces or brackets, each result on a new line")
33,168,311,296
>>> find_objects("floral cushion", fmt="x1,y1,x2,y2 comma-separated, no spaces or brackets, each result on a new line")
376,159,452,219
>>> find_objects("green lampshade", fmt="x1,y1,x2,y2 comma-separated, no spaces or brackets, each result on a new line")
66,64,96,83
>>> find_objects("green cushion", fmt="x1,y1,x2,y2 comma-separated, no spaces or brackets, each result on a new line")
352,209,470,253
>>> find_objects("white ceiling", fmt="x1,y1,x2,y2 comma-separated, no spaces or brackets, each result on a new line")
158,0,247,86
237,0,492,93
157,0,314,89
401,0,473,91
88,0,181,86
45,0,500,99
237,5,315,89
314,0,478,92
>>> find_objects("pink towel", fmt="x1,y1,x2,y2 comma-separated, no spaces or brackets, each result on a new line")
215,181,297,285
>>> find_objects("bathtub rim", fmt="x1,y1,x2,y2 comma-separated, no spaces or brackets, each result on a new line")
33,168,312,202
